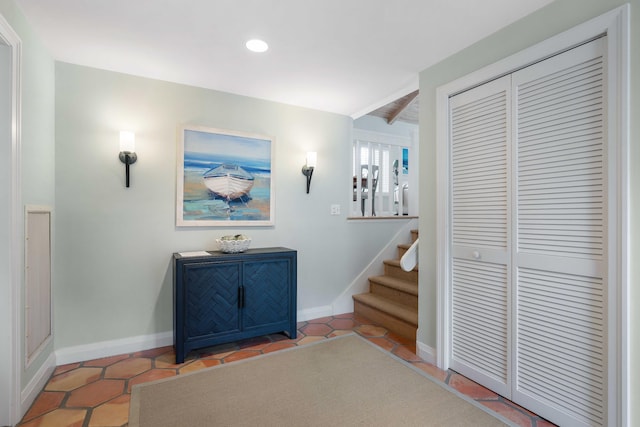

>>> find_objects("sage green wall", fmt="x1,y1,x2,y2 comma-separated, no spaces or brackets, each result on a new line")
54,62,408,349
0,0,55,422
418,0,638,422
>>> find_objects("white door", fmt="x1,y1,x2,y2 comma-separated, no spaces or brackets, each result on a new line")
449,75,511,397
511,38,606,426
448,37,607,427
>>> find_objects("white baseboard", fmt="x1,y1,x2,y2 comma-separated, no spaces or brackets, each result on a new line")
21,352,55,418
55,331,174,366
416,340,436,365
297,306,332,322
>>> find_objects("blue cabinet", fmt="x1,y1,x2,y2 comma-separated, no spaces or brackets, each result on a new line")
173,247,297,363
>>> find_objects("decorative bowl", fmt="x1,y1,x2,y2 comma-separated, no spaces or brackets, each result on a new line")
216,236,251,253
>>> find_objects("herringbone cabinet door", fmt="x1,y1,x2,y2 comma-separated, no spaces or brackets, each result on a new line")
243,260,291,329
184,262,240,338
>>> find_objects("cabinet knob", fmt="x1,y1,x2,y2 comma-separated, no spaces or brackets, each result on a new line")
472,251,481,260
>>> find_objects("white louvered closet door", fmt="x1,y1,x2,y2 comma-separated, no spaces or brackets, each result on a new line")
448,37,607,427
512,38,606,426
449,76,511,397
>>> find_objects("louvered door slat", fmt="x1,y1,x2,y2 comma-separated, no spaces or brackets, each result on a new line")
517,49,604,259
451,258,508,391
451,77,509,251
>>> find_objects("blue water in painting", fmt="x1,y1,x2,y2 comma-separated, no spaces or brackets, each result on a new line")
182,151,271,222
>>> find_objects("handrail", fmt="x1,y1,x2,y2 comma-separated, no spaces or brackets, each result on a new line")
400,237,418,272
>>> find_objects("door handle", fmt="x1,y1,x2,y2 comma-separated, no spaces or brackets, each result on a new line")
238,286,245,308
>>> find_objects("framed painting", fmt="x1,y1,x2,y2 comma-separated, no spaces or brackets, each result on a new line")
176,125,275,227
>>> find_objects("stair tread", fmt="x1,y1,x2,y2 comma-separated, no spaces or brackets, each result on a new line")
369,275,418,295
384,258,418,272
353,293,418,325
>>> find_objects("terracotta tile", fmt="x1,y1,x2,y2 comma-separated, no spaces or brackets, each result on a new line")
104,358,152,378
66,379,125,407
194,342,239,358
448,372,499,400
19,408,86,427
367,337,396,352
328,330,354,338
45,367,103,392
328,318,358,330
201,350,236,360
264,333,290,342
83,354,130,367
392,345,421,362
356,324,387,337
179,359,222,374
412,362,448,382
128,369,176,392
307,316,333,324
237,335,271,350
352,313,372,324
21,391,65,422
296,321,307,329
480,400,535,427
52,363,81,376
154,352,186,369
262,341,297,354
299,323,332,336
88,395,130,427
385,332,415,347
221,350,261,363
334,313,356,319
132,346,172,358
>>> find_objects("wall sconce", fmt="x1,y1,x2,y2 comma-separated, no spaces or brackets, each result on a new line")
301,151,317,193
118,131,137,188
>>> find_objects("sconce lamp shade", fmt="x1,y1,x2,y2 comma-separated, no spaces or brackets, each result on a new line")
306,151,317,168
119,131,135,153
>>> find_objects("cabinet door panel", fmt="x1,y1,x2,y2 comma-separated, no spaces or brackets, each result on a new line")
243,259,290,329
184,262,240,338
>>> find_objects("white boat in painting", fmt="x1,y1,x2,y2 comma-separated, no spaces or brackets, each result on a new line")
203,164,255,200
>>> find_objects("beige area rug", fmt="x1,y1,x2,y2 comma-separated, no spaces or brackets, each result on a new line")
130,334,513,427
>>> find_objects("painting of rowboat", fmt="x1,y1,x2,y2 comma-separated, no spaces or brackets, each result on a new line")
176,125,274,226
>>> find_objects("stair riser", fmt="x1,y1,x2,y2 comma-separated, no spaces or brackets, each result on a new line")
398,246,409,258
370,282,418,309
353,301,417,340
411,230,418,243
384,263,418,282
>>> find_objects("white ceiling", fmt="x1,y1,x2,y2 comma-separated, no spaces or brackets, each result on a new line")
14,0,553,118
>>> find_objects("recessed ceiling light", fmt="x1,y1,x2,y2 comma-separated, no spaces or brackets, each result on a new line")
246,39,269,53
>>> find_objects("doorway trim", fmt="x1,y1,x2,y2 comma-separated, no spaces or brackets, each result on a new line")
435,5,629,426
0,11,22,426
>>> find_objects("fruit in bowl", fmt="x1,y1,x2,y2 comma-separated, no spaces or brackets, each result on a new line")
220,234,249,241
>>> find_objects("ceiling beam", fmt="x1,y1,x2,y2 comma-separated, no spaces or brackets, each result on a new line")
387,90,419,125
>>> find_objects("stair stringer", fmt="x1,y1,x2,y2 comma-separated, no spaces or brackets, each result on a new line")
332,218,418,315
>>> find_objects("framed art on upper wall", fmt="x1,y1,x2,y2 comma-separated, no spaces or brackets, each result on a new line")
176,125,275,227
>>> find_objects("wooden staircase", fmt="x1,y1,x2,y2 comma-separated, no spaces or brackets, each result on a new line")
352,229,418,340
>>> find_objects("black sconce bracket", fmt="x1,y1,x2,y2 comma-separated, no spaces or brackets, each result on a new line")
301,166,314,194
119,151,138,188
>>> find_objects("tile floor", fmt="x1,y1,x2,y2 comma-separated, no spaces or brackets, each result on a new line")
18,313,556,427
